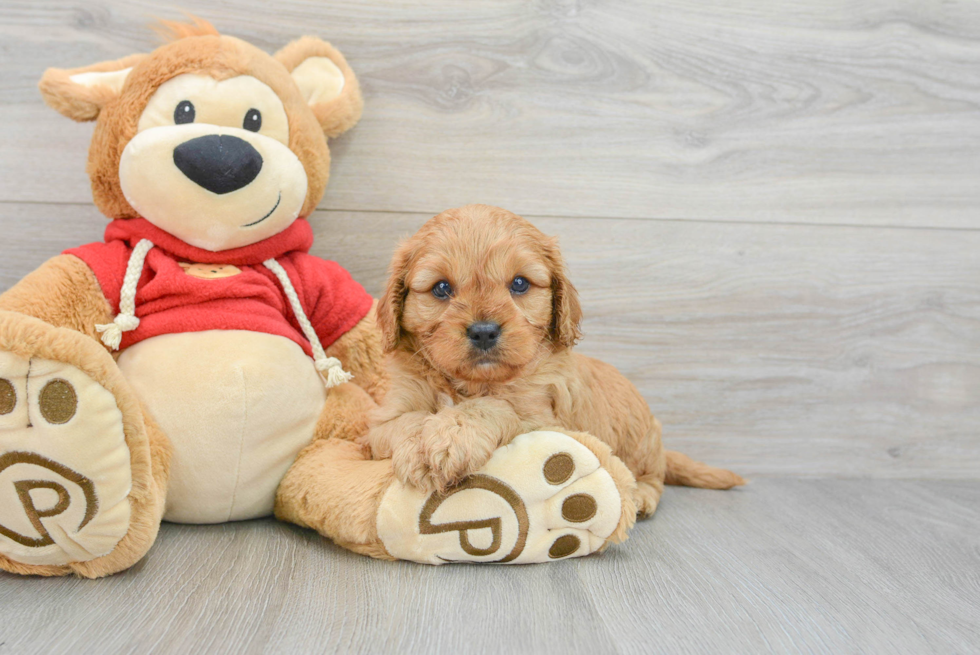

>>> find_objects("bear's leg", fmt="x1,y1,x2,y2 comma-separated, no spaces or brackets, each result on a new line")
276,437,396,559
275,382,395,558
277,388,639,563
0,311,169,577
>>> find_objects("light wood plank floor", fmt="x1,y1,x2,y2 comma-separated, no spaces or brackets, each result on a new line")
1,481,978,654
1,1,978,653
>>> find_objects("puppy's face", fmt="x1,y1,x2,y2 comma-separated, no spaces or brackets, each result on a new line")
380,205,582,384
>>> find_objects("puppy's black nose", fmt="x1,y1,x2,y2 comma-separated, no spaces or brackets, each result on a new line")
467,321,501,351
173,134,262,194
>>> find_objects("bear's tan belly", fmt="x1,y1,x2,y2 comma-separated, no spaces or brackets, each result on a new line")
116,331,326,523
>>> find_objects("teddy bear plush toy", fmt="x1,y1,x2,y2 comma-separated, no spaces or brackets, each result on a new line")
0,18,635,577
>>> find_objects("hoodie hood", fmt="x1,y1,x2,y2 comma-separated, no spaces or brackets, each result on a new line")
103,217,314,266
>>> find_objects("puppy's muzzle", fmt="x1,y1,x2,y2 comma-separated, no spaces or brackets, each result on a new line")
467,321,501,352
173,134,263,194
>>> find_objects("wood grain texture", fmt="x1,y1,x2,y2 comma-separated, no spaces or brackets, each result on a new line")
0,480,977,654
1,0,980,226
1,203,978,479
1,3,979,652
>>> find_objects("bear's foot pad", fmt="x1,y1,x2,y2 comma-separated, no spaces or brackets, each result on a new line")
0,351,131,566
377,430,623,564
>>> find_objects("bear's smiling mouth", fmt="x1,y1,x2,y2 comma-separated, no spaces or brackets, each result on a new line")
241,191,282,228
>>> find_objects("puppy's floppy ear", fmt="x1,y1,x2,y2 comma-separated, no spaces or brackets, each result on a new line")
377,238,415,352
275,36,363,138
544,237,583,349
38,54,146,121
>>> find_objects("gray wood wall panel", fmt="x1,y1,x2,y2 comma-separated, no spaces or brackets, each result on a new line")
1,0,979,227
3,203,978,479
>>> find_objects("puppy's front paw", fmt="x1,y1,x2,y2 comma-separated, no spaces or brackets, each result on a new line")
389,411,500,493
391,440,481,495
421,443,488,494
391,437,436,492
418,411,498,492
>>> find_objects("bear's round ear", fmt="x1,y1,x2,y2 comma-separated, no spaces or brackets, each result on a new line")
274,37,363,139
38,54,146,122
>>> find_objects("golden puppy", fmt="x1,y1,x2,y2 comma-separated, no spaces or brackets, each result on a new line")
364,204,743,517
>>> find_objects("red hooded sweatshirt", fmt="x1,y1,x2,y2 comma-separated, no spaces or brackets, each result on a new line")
66,218,373,357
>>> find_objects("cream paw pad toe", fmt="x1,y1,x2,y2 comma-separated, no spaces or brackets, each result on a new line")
377,430,624,564
0,351,131,566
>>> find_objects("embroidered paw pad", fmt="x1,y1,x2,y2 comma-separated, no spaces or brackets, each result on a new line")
377,430,623,564
0,351,131,566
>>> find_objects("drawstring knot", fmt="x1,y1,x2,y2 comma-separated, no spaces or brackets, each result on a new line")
95,314,141,350
97,238,154,351
263,258,353,389
315,355,354,388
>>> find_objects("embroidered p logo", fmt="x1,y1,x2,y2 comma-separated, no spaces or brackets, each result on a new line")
0,451,99,548
376,431,624,565
419,474,530,563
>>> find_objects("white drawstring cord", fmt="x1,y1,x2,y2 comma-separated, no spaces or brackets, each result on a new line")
93,240,350,389
96,239,154,350
263,258,353,389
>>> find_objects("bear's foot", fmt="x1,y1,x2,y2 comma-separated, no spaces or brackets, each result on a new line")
376,430,637,564
0,350,132,569
0,311,161,577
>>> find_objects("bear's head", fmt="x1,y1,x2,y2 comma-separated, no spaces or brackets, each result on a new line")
38,17,361,251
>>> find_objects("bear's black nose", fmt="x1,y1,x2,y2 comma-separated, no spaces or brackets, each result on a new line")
173,134,262,194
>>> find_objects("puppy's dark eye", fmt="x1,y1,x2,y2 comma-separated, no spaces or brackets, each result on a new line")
432,280,453,300
510,276,530,295
244,108,262,132
174,100,195,124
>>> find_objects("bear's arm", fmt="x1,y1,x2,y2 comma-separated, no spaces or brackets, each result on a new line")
0,254,113,340
323,298,388,403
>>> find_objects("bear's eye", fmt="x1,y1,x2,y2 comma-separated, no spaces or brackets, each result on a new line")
510,276,530,295
244,108,262,132
174,100,195,125
432,280,453,300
